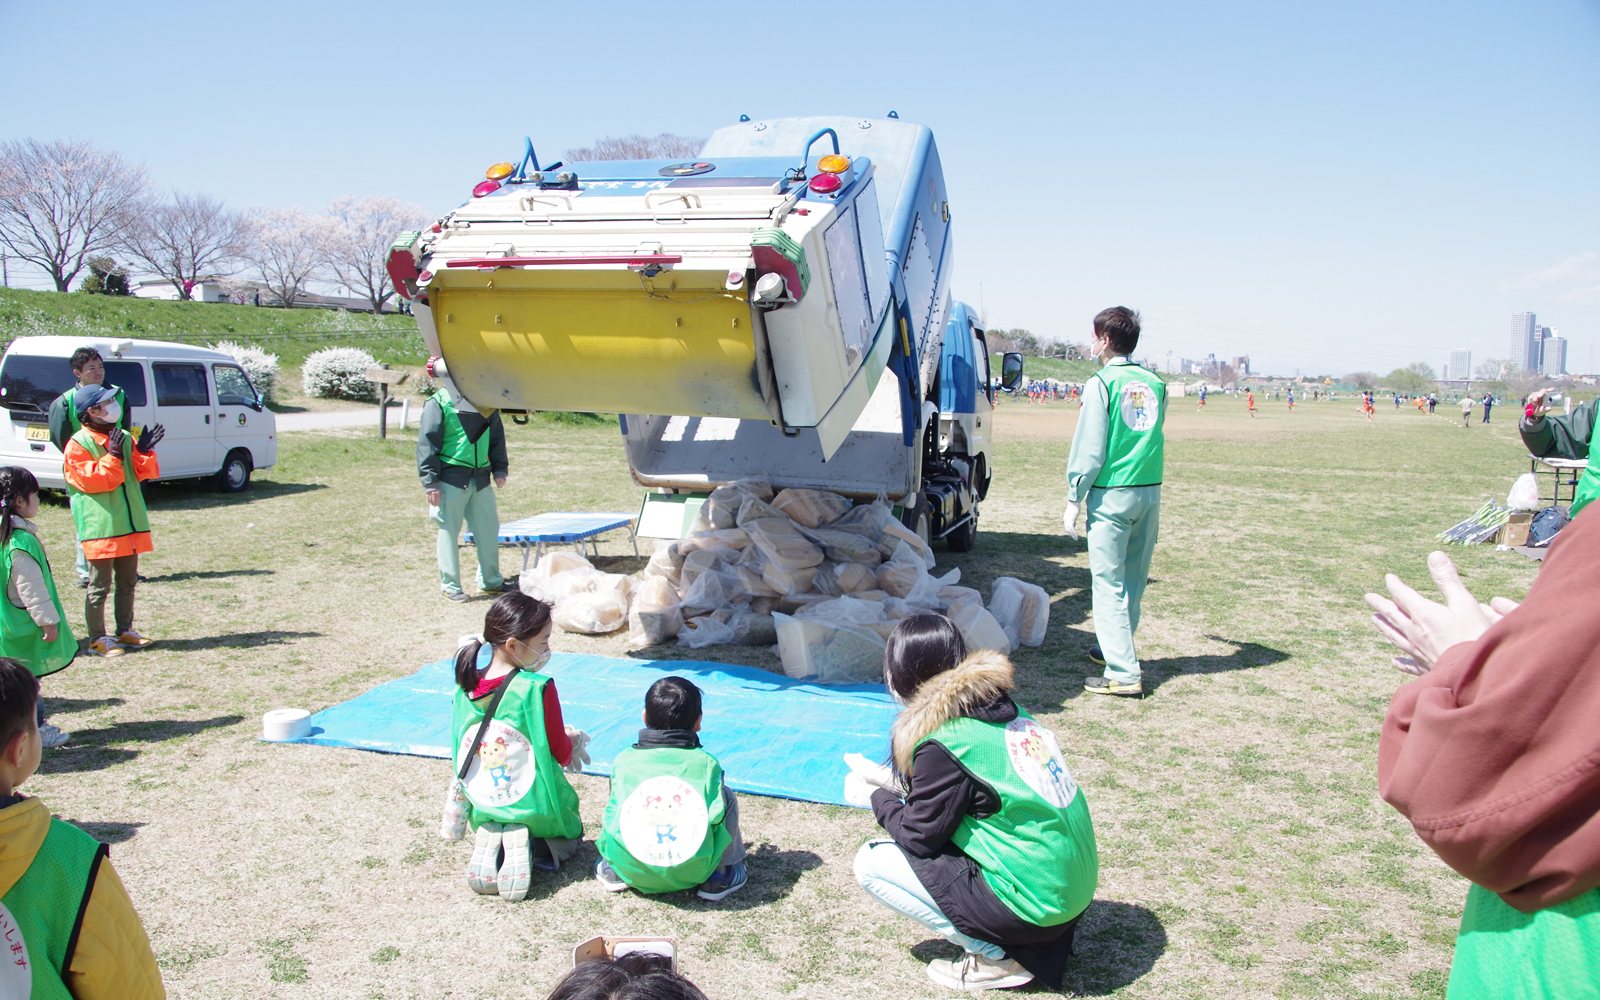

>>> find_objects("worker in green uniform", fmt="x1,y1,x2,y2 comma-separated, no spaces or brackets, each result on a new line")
1521,388,1599,518
47,348,131,588
417,389,513,601
1063,307,1166,697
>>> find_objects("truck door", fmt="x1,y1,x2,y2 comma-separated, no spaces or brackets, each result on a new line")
211,363,263,469
151,362,216,477
971,325,993,499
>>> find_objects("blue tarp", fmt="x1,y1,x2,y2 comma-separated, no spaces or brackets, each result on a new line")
275,653,898,807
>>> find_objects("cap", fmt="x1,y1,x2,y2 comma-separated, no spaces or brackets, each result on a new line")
74,384,118,417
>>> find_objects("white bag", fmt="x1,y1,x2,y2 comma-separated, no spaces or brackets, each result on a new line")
771,488,853,529
949,603,1012,654
553,590,628,634
746,517,825,571
989,577,1050,648
678,615,738,649
1507,472,1541,511
526,567,608,602
773,612,888,684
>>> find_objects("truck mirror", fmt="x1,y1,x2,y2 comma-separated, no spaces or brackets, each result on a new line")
1000,353,1024,391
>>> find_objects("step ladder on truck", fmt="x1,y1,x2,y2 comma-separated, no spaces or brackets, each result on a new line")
387,114,1023,549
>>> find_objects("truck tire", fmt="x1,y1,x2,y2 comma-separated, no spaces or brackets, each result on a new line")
216,449,252,493
901,491,931,546
945,514,977,552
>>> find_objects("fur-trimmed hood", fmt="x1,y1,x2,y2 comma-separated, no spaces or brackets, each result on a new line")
891,649,1016,775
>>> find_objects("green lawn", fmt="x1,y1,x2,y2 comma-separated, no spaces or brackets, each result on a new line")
26,393,1541,998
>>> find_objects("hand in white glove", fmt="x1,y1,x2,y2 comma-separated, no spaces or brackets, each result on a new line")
1062,501,1081,541
844,753,895,788
564,728,592,774
843,771,879,808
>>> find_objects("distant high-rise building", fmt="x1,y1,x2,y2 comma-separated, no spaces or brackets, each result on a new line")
1542,335,1567,377
1230,355,1250,377
1446,349,1471,381
1511,312,1539,372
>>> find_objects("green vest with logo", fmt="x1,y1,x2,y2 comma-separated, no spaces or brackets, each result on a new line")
0,815,107,1000
451,671,581,838
1091,364,1166,489
0,529,76,677
599,745,730,893
435,393,492,470
65,428,150,544
921,708,1098,926
1447,883,1600,998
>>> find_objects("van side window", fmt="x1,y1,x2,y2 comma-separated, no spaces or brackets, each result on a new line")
154,363,210,406
104,361,148,407
212,365,255,406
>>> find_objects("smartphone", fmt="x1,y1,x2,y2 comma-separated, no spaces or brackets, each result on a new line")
572,936,677,973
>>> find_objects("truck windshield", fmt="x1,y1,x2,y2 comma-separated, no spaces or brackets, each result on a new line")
0,356,149,413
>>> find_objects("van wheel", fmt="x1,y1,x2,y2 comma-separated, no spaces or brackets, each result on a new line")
946,514,978,552
216,450,252,493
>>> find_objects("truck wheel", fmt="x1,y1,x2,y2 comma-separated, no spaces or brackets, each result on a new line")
901,492,931,546
946,515,978,552
216,449,252,493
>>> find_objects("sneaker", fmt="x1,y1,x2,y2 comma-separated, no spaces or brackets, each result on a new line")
1084,675,1142,697
115,629,153,648
38,724,69,748
466,822,503,894
497,825,531,901
87,637,124,658
926,953,1034,991
595,858,629,893
696,862,747,901
529,836,559,872
486,581,518,594
1087,645,1105,665
445,591,471,603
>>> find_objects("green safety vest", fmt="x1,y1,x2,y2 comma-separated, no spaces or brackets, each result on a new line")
1091,364,1166,489
0,815,107,1000
435,393,492,470
1448,883,1600,998
0,529,76,677
599,746,730,893
1572,463,1599,519
451,671,582,839
65,428,150,544
921,709,1099,927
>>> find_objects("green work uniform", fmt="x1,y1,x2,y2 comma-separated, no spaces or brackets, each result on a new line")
419,393,504,595
49,384,129,584
65,428,151,549
599,746,731,893
1447,883,1600,999
0,529,76,677
0,815,108,1000
920,708,1098,926
1519,398,1599,518
451,671,582,839
1066,359,1166,684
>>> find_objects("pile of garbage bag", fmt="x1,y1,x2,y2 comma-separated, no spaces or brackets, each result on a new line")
518,480,1050,684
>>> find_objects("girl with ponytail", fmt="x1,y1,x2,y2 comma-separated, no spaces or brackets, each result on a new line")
447,591,588,901
0,467,77,749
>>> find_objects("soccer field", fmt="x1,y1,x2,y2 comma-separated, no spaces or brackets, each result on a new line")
29,393,1544,999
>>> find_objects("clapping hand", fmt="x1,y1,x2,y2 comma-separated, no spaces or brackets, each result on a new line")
1363,551,1519,675
104,426,127,456
135,424,165,454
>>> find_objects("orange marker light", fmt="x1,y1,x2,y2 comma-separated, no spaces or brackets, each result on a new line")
485,162,514,180
818,154,851,174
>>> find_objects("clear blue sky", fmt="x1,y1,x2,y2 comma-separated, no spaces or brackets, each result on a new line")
4,0,1598,377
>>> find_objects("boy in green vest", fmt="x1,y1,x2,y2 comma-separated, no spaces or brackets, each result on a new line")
0,657,164,998
47,348,131,589
416,390,512,601
595,677,747,900
1063,307,1166,697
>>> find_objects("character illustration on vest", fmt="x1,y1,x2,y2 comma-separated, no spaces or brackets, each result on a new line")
0,903,31,990
1119,382,1158,432
458,720,535,808
1004,717,1078,808
619,774,710,868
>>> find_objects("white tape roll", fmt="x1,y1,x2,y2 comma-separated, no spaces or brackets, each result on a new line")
262,708,312,741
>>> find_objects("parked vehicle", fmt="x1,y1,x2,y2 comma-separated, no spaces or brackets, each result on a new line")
0,336,277,492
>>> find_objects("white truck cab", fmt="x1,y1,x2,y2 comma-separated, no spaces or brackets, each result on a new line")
0,336,277,492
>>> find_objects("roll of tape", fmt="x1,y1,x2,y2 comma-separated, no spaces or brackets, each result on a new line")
262,708,312,741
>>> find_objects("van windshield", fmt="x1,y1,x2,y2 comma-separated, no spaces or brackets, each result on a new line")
0,356,149,414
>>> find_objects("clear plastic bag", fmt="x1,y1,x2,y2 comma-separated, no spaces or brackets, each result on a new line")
642,540,684,585
938,586,985,615
736,496,789,526
834,562,879,594
704,527,751,550
875,541,924,598
679,569,733,619
949,602,1011,653
773,612,888,683
1507,473,1541,511
553,589,629,634
527,567,609,602
802,527,883,566
794,595,889,625
730,610,778,646
762,561,818,596
524,550,594,583
746,517,825,571
989,577,1050,648
678,615,738,649
772,488,853,529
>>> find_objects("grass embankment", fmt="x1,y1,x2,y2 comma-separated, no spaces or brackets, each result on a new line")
27,394,1543,998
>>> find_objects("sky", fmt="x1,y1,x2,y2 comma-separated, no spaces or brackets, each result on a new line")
3,0,1599,377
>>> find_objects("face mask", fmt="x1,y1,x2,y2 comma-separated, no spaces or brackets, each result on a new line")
96,401,121,425
512,641,550,671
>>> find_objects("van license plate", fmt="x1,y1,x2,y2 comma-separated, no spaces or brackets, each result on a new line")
24,425,48,441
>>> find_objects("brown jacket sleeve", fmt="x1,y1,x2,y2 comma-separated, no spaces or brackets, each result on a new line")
1377,510,1600,913
65,856,165,1000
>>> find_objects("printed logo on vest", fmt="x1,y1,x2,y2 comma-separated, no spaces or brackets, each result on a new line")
1004,717,1078,808
458,720,536,808
0,903,30,986
618,775,710,868
1118,383,1158,432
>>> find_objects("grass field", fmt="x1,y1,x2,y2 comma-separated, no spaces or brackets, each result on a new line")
25,390,1544,998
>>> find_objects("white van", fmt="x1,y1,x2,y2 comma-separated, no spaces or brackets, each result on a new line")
0,336,277,492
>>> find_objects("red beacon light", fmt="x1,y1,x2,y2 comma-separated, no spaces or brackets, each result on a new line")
472,180,501,198
808,172,842,194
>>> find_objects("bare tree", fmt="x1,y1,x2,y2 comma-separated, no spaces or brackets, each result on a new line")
244,208,327,309
324,195,432,313
563,134,705,162
119,192,255,300
0,139,147,291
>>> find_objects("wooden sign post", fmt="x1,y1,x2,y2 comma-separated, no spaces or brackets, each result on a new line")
365,364,410,439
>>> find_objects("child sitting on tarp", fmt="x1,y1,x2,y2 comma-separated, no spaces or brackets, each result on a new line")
595,676,748,901
449,592,588,902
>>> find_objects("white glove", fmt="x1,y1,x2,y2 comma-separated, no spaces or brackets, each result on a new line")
564,728,592,774
843,771,878,808
1062,501,1080,541
844,752,895,789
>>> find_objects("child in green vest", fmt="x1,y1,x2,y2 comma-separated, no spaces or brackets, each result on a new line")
0,657,164,998
1063,307,1165,697
450,592,586,902
595,676,747,901
0,469,77,750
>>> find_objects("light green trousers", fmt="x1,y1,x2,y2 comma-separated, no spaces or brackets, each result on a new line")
1086,485,1161,684
430,480,504,595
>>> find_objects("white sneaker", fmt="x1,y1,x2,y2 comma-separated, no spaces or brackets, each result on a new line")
466,822,503,894
497,825,531,901
39,724,69,748
926,953,1034,991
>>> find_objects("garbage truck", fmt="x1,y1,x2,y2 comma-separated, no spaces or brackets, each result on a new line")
388,114,1021,550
